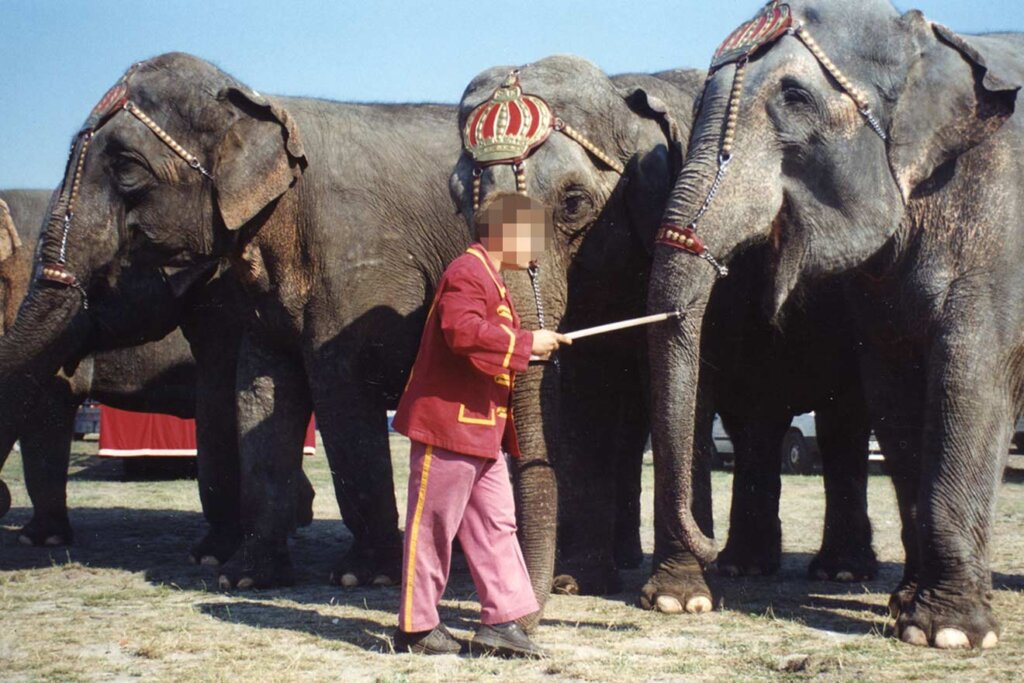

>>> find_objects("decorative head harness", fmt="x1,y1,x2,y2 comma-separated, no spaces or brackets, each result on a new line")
463,70,625,212
40,63,213,308
655,0,888,277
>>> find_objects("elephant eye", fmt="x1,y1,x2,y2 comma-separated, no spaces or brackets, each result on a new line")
111,153,153,195
557,187,594,226
781,82,814,108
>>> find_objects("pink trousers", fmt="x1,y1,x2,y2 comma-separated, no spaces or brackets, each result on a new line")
398,440,539,633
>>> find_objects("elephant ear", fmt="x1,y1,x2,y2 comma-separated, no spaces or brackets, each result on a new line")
618,87,681,254
0,199,23,262
214,86,308,231
888,12,1020,201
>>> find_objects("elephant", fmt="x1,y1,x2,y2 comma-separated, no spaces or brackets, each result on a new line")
448,57,705,618
0,188,274,551
0,53,668,603
646,0,1022,649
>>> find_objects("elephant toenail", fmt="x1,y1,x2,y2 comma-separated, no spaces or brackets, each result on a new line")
18,535,33,546
835,571,854,582
200,556,220,568
900,625,928,647
218,575,233,590
44,536,64,546
340,573,360,588
236,577,255,589
371,575,394,586
934,628,970,649
655,595,683,614
685,596,713,614
981,631,999,649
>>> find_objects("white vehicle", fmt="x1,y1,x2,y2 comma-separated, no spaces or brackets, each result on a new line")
712,412,821,474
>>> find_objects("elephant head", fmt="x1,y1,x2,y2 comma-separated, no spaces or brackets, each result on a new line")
0,53,306,436
647,0,1020,570
0,197,27,335
450,55,703,624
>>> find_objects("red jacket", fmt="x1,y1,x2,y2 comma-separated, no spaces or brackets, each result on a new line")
393,244,534,459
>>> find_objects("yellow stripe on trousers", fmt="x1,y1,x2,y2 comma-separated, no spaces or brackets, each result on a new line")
403,444,434,632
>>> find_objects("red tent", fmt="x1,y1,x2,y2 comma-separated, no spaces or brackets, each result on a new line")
98,406,316,457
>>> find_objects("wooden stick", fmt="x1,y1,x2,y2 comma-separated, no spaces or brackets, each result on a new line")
563,311,682,341
529,311,682,360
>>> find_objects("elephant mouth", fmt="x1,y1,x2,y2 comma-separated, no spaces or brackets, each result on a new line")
769,196,792,252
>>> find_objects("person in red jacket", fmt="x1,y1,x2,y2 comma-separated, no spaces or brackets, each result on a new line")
392,193,570,658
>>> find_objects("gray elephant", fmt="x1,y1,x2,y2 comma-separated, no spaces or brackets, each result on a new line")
646,0,1021,649
0,188,281,552
448,59,704,615
0,54,664,606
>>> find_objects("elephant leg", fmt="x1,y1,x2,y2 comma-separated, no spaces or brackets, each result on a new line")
310,379,401,588
808,393,877,582
716,412,788,577
554,354,628,596
218,333,310,590
895,331,1006,649
860,351,925,617
18,379,77,547
187,352,243,567
612,404,646,570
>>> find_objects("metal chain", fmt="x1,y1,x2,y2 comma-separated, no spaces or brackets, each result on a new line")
527,263,559,368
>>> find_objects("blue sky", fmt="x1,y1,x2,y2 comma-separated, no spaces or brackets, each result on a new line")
1,0,1021,187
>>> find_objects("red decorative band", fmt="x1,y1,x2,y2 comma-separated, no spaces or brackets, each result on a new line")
656,224,706,255
39,263,78,286
711,1,793,71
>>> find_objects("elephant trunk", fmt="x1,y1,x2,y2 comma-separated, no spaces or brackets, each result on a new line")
647,251,718,565
0,285,88,456
510,358,562,630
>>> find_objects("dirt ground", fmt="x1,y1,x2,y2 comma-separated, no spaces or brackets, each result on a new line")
2,436,1023,682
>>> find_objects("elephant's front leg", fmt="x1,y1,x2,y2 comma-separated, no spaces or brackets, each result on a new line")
17,378,78,547
859,349,925,616
895,330,1007,650
311,378,402,588
553,353,634,596
716,412,788,577
808,394,877,582
218,334,311,589
187,350,243,567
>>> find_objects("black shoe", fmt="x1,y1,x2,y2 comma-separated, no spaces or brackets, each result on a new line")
471,622,546,659
393,624,461,655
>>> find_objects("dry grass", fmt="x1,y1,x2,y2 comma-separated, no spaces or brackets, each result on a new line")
2,436,1024,682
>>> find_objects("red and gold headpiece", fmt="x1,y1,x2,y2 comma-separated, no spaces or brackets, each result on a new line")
463,71,555,166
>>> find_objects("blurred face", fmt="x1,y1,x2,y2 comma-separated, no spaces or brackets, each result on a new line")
479,202,552,270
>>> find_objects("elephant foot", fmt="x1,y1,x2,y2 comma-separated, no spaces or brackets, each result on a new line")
639,559,713,615
887,579,917,619
808,545,878,582
895,589,999,649
716,533,780,578
217,546,294,590
552,558,622,596
188,527,242,567
329,536,402,588
17,514,73,547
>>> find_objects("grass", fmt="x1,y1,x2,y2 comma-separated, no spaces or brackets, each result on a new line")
1,437,1023,682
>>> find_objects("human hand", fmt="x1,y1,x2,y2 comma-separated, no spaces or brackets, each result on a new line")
531,329,572,360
